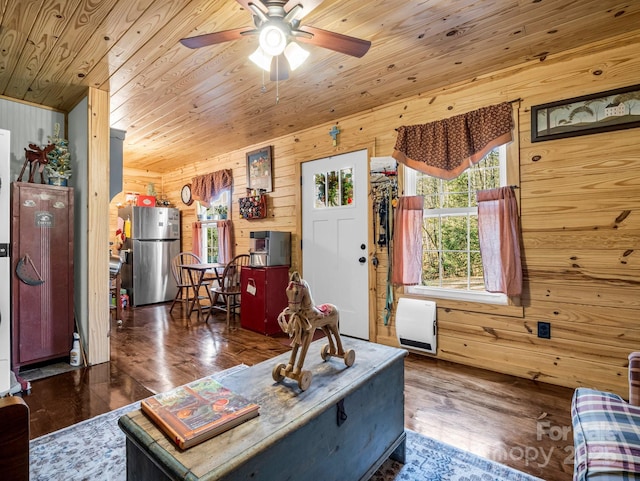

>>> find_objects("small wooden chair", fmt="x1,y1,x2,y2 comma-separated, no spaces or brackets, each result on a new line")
210,254,250,328
169,252,210,315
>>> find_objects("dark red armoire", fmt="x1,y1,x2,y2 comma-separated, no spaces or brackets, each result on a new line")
240,266,289,335
11,182,74,371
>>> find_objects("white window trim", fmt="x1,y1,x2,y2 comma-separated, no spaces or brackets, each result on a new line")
405,285,508,305
403,144,509,305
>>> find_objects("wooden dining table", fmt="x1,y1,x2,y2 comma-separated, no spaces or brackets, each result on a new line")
179,263,225,318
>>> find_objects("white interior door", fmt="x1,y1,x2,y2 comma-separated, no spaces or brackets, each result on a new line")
0,129,10,392
302,150,369,340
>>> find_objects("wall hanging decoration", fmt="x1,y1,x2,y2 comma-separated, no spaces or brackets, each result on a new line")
329,125,340,146
16,253,44,286
239,194,267,220
180,184,193,206
531,83,640,142
246,146,273,193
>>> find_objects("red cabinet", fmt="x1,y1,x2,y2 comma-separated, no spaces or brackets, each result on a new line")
240,266,289,335
11,182,74,370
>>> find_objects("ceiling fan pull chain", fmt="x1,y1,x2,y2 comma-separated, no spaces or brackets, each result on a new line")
261,70,267,93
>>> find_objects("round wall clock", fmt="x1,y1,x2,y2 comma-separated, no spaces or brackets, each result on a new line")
181,184,193,206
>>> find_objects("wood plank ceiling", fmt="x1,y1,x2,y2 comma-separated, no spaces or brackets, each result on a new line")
1,0,639,173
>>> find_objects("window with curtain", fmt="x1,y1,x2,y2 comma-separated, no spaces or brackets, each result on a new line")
197,191,229,263
191,168,234,263
404,145,510,304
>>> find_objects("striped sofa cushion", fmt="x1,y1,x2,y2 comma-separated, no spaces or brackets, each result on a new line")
629,352,640,407
572,387,640,481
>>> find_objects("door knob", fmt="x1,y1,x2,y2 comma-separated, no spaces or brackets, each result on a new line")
359,257,366,264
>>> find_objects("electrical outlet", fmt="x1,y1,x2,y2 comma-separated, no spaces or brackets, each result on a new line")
537,321,551,339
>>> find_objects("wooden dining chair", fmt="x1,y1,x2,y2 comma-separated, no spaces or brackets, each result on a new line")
209,254,250,328
169,252,210,315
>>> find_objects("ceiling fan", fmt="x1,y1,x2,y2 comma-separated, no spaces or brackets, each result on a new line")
179,0,371,81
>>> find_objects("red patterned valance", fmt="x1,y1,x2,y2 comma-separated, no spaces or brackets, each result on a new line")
191,169,232,203
392,102,514,180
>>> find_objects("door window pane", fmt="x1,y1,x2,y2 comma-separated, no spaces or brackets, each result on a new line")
341,168,353,205
315,173,326,208
313,167,356,209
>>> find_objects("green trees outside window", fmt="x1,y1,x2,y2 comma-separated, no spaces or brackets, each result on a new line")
414,149,502,290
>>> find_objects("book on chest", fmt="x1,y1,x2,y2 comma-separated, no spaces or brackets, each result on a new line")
141,376,259,449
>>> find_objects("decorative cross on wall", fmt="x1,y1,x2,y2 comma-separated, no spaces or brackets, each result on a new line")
329,125,340,146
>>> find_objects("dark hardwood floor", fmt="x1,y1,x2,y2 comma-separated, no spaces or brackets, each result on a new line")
21,303,574,480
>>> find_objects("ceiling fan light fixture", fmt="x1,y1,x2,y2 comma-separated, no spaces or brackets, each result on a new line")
259,23,288,56
284,41,309,71
249,46,272,72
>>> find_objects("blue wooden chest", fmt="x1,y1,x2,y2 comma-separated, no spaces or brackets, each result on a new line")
119,337,407,480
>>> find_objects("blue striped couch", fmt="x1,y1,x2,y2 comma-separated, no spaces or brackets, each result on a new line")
572,353,640,481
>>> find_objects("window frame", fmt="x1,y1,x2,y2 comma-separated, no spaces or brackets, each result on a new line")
199,221,220,263
196,190,231,263
403,143,515,305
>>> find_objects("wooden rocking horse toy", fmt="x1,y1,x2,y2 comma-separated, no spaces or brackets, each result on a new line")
274,271,355,391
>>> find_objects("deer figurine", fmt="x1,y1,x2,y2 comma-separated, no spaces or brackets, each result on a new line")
18,143,55,184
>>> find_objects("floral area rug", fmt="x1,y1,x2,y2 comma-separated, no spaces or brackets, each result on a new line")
371,432,542,481
30,365,541,481
31,414,542,481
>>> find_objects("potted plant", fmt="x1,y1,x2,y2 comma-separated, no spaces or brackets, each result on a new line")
212,205,228,220
45,123,72,186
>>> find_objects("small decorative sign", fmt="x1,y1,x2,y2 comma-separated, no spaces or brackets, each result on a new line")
35,211,54,228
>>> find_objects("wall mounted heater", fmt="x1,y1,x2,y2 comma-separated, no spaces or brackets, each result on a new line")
395,298,437,355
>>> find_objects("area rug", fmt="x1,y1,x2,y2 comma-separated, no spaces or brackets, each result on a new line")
30,366,541,481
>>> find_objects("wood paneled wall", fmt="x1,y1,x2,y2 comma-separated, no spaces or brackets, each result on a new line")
114,32,640,397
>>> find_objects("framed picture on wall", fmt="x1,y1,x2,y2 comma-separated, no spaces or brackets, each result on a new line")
246,146,273,193
531,83,640,142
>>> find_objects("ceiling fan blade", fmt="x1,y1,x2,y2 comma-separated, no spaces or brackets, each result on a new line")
180,27,253,49
270,55,290,81
297,26,371,58
283,0,324,20
235,0,268,15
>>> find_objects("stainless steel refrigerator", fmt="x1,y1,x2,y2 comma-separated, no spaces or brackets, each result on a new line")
119,206,180,306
